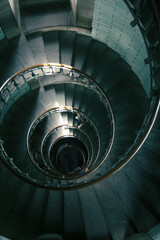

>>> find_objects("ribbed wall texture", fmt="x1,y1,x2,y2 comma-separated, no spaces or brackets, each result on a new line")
92,0,150,96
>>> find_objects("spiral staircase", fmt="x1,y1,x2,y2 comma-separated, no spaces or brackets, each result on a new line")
0,0,160,240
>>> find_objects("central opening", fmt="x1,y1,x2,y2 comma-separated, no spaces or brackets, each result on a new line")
50,137,88,175
57,144,85,174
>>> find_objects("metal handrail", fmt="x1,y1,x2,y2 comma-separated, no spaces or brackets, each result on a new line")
27,105,115,180
0,94,159,190
0,63,115,188
0,63,115,124
0,59,159,189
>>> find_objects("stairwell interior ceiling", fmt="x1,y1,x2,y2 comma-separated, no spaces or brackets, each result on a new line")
92,0,150,96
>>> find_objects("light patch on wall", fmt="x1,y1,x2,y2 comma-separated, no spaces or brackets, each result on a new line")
148,223,160,240
0,236,12,240
0,26,5,40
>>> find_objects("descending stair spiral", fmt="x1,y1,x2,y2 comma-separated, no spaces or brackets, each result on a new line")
25,64,115,182
0,63,114,189
0,0,160,238
0,31,159,191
